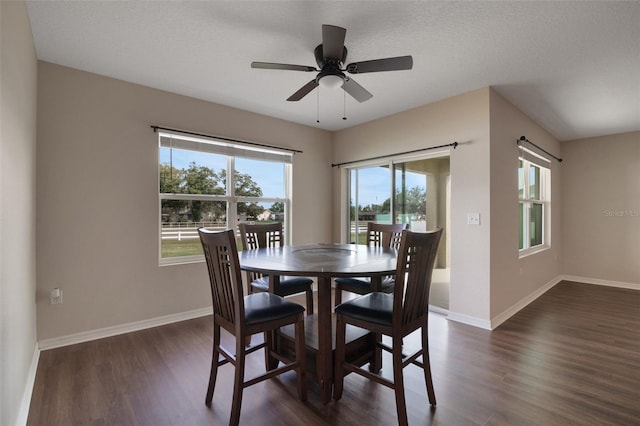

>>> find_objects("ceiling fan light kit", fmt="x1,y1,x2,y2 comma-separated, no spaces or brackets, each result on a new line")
318,73,344,89
251,24,413,104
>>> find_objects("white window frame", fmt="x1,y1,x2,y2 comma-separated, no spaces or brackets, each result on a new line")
518,149,551,257
158,131,292,266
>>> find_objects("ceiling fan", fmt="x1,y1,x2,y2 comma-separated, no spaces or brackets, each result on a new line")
251,24,413,103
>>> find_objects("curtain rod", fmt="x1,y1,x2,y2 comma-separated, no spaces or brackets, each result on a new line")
331,141,458,168
517,136,562,162
151,125,303,154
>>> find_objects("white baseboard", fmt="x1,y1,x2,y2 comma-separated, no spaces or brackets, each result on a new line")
15,343,40,426
428,304,449,316
449,275,638,332
490,275,563,330
561,275,640,290
35,275,636,351
38,306,213,351
446,311,492,330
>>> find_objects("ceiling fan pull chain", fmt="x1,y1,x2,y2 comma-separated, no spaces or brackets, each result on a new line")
316,88,320,123
343,90,347,121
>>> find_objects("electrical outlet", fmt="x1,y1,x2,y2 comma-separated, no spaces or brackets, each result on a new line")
51,288,63,304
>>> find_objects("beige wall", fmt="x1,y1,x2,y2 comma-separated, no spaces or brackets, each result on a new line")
36,62,332,341
489,90,563,318
333,88,493,323
561,132,640,284
332,88,566,326
0,1,39,424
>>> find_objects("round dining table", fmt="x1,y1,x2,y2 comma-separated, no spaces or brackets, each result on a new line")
239,243,398,404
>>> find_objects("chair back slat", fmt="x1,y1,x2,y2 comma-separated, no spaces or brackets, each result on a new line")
367,222,407,249
393,228,443,327
199,228,244,326
239,222,284,282
367,222,408,284
239,222,283,250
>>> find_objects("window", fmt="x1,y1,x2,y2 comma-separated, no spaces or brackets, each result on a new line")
518,149,550,254
158,131,292,264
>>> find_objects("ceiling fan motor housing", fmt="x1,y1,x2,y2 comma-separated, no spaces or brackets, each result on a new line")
314,44,348,86
314,44,348,68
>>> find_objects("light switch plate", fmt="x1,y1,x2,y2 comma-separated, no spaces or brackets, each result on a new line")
467,213,480,225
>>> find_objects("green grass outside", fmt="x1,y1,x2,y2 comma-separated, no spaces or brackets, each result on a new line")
161,238,245,258
351,232,368,245
161,239,203,258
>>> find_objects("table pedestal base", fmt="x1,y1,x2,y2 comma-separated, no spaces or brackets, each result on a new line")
275,314,378,403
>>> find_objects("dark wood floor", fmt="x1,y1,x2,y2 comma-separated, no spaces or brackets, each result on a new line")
28,281,640,425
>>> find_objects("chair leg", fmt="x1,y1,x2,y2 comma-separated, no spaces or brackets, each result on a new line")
305,288,314,315
230,337,246,426
421,326,436,406
294,317,307,401
334,284,342,306
244,285,258,347
333,314,347,400
392,335,408,426
264,330,279,371
206,324,221,406
369,332,382,373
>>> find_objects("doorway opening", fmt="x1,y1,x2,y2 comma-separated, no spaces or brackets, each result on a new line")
347,156,450,310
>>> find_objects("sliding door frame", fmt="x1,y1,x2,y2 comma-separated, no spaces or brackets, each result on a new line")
343,149,450,243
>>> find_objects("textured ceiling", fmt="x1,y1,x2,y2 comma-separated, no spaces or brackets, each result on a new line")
26,1,640,141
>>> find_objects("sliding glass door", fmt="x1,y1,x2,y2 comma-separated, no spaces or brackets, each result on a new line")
394,163,428,231
347,155,450,309
348,165,392,244
347,156,449,267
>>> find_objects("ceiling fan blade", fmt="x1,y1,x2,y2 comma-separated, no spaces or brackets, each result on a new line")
342,77,373,103
287,80,319,101
322,25,346,60
251,62,316,72
346,55,413,74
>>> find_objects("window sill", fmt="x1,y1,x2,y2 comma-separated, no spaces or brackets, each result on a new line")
159,255,204,267
519,245,550,259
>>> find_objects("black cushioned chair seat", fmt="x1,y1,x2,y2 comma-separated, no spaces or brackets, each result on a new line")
334,292,393,327
334,276,395,291
244,292,306,325
250,276,314,296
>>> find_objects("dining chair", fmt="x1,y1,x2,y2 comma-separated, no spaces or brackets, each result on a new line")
334,222,407,306
334,228,443,426
239,222,314,314
198,228,307,426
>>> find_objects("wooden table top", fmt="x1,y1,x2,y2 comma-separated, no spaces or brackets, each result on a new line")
238,243,398,278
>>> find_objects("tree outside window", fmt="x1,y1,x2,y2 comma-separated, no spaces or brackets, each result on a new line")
158,132,291,263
